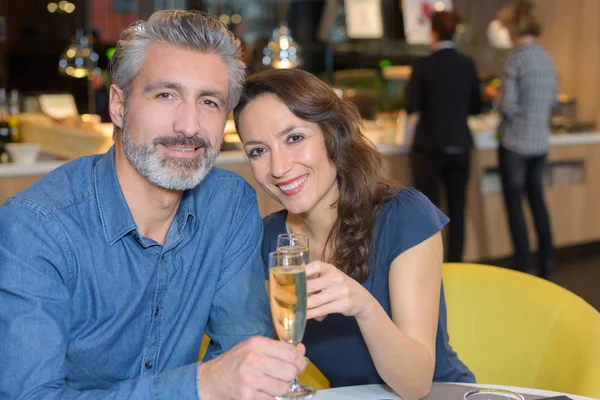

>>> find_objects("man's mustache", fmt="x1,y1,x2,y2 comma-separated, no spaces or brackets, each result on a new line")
152,136,211,149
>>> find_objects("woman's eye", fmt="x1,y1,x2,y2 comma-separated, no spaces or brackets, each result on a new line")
248,147,266,158
287,134,304,144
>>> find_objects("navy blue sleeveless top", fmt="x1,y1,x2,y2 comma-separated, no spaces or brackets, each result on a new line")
262,188,475,387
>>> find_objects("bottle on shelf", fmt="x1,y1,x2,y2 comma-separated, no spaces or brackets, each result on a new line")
0,88,12,164
8,89,21,143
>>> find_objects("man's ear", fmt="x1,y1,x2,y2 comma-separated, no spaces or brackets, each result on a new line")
109,84,125,129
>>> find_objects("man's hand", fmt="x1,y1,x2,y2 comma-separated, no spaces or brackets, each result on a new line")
197,336,307,400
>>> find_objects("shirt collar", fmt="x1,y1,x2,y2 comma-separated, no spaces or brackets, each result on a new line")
94,146,196,246
518,42,537,49
94,146,137,245
433,41,455,51
165,189,196,252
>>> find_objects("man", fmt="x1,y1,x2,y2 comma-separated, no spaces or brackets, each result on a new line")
405,10,482,264
0,10,306,399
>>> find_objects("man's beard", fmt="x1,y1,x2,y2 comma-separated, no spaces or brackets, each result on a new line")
122,120,221,191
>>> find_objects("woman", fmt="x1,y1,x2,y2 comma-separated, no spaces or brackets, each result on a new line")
405,10,482,263
233,68,474,399
497,0,556,279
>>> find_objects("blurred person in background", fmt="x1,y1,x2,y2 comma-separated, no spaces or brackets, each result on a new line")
497,0,557,280
405,10,482,263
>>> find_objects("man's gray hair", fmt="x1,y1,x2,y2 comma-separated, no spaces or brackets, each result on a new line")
110,10,246,113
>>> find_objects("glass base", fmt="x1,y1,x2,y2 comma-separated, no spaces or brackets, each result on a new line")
464,389,524,400
275,382,316,400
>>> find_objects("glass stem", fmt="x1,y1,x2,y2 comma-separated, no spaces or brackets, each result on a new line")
289,376,301,390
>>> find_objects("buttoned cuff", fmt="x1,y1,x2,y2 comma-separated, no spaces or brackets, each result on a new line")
153,362,200,400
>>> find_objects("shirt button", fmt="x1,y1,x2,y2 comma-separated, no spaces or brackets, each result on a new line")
145,361,153,369
154,308,160,316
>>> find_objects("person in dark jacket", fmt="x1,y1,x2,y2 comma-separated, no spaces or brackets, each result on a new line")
405,10,482,262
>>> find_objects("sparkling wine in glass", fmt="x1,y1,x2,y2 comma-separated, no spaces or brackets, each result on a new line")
277,233,309,264
268,251,315,399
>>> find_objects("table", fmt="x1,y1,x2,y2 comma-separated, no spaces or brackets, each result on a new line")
315,383,598,400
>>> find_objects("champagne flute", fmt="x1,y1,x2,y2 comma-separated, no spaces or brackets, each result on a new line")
268,251,315,399
277,233,310,264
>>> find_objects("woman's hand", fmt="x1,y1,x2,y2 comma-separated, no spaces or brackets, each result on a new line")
304,261,374,321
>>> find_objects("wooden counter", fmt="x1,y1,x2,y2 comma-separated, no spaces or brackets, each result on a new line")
463,139,600,261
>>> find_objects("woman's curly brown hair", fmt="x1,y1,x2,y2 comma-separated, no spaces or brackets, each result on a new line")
234,68,398,282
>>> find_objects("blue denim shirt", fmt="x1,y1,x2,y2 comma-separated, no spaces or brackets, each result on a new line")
0,147,272,399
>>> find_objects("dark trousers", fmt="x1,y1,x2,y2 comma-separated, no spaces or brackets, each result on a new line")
411,150,470,262
498,145,555,279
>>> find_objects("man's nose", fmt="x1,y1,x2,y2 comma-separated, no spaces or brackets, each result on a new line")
173,101,200,138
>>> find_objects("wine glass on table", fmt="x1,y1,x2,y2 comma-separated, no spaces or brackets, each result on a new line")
464,389,525,400
268,250,315,399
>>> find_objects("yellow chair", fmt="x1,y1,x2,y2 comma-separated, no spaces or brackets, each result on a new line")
442,263,600,398
197,334,330,390
198,333,211,361
297,361,330,390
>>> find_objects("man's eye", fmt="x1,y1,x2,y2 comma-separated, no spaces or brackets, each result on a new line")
157,93,174,100
202,100,218,108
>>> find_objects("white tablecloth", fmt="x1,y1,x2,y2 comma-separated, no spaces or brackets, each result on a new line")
315,383,598,400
